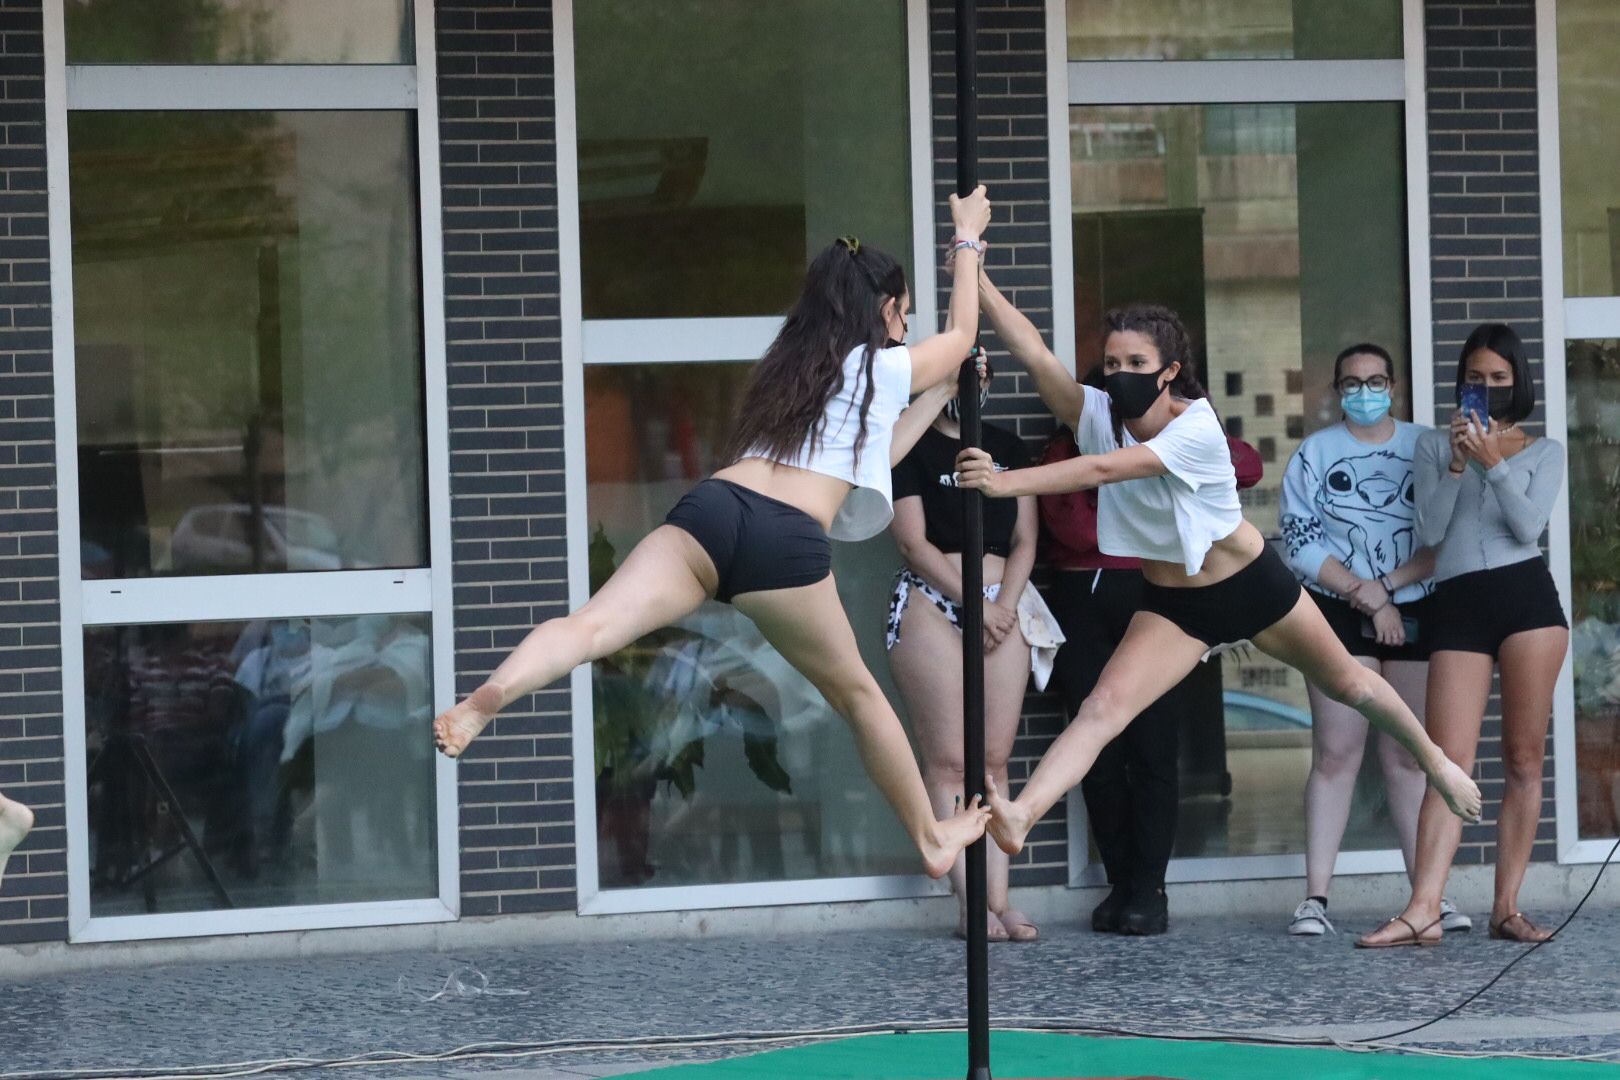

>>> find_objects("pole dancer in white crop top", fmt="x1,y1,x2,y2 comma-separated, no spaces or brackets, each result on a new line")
953,276,1483,930
430,190,996,880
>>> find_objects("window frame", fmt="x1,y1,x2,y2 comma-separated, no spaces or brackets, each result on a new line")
1536,0,1617,865
555,0,944,917
44,0,460,943
1048,0,1436,887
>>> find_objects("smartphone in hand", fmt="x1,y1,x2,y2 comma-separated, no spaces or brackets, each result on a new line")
1460,383,1488,426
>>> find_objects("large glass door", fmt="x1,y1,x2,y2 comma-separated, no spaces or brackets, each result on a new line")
49,0,456,940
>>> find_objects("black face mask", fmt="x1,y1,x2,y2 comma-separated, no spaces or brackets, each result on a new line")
1104,367,1168,421
1487,385,1516,420
942,385,990,424
884,310,908,350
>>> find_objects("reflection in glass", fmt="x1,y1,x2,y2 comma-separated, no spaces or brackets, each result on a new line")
586,363,915,888
70,111,427,578
573,0,912,318
1067,0,1401,61
1557,1,1620,297
65,0,413,65
84,614,437,916
1071,101,1410,859
1568,341,1620,841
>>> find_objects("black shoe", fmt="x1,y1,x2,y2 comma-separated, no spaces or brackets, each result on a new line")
1119,887,1169,936
1091,886,1128,933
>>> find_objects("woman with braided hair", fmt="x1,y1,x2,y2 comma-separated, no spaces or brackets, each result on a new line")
433,189,996,878
955,280,1485,929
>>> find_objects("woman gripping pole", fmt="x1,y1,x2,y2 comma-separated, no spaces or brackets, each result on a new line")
433,189,996,879
954,282,1482,866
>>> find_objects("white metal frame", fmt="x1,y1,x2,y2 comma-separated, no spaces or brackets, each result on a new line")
561,0,946,916
1053,0,1432,886
1537,0,1615,866
45,0,460,943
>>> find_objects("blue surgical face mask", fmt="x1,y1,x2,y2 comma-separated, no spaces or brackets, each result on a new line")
1341,386,1392,426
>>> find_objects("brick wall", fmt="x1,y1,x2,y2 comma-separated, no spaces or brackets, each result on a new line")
0,0,65,946
1425,0,1554,865
929,0,1069,886
437,0,576,917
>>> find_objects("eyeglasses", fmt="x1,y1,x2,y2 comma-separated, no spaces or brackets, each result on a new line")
1338,375,1392,393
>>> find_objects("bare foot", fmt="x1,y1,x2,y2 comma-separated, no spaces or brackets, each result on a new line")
1431,757,1483,824
433,683,504,758
920,795,990,879
996,907,1039,943
956,908,1009,943
0,797,35,892
984,774,1032,857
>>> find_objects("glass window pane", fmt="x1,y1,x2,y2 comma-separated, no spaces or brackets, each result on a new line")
65,0,413,64
84,613,438,916
573,0,912,319
1068,0,1401,61
586,362,915,888
70,111,428,579
1569,340,1620,841
1071,101,1410,859
1557,1,1620,297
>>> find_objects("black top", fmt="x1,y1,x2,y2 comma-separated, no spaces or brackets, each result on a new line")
891,422,1031,557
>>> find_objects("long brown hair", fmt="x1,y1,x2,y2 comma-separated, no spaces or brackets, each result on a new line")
725,237,908,468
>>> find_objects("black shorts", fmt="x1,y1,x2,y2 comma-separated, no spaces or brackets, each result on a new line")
1139,544,1303,648
664,479,832,603
1309,590,1435,663
1428,558,1568,657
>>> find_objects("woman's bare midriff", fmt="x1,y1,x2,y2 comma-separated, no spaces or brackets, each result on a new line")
941,550,1010,588
1138,518,1267,590
712,457,851,533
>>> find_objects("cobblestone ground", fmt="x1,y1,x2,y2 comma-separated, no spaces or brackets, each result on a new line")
4,910,1620,1078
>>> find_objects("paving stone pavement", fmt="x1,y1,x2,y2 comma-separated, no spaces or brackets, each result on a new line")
4,909,1620,1078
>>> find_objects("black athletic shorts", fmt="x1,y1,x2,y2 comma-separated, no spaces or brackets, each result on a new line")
1428,558,1567,657
1140,544,1303,648
1309,590,1436,663
664,479,832,603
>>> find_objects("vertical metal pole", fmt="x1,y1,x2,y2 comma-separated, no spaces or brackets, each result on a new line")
954,2,990,1078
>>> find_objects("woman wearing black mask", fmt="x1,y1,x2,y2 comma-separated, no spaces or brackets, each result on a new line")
1357,323,1568,947
955,277,1483,915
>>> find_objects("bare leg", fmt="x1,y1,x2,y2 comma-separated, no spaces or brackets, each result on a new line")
983,616,1033,938
1376,659,1432,878
1356,649,1491,947
735,575,989,879
1302,658,1376,899
434,525,716,756
889,593,1002,936
1492,626,1568,939
1252,593,1481,823
0,792,34,892
984,611,1209,857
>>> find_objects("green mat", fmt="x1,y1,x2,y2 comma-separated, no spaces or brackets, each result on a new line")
618,1031,1620,1079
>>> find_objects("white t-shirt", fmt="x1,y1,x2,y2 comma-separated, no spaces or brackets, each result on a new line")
1074,384,1242,576
757,343,913,541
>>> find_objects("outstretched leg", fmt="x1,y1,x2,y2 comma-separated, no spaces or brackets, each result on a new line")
434,525,716,757
0,792,34,892
984,611,1210,857
1251,593,1481,824
735,575,990,879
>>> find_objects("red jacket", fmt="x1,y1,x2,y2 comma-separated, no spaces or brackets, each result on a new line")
1038,426,1264,571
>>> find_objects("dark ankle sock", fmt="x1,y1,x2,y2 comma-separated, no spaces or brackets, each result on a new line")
1308,895,1328,909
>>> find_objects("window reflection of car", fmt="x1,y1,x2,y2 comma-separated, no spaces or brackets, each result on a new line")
171,504,342,573
1222,689,1312,749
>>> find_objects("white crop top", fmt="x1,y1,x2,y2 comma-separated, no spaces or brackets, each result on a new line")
1074,384,1243,576
753,343,913,541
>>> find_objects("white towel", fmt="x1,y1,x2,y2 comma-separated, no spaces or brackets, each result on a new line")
1012,584,1065,692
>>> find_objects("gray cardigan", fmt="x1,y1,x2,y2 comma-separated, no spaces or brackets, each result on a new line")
1413,427,1564,584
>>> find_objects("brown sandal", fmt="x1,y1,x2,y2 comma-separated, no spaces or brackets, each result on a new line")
1489,912,1552,943
1355,914,1443,949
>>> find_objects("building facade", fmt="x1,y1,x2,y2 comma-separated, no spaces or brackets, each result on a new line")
1,0,1617,952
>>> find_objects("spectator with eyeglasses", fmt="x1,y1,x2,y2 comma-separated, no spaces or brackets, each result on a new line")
1278,344,1468,938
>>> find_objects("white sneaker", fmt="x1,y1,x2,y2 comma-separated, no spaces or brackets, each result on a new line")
1439,898,1472,933
1289,898,1334,936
